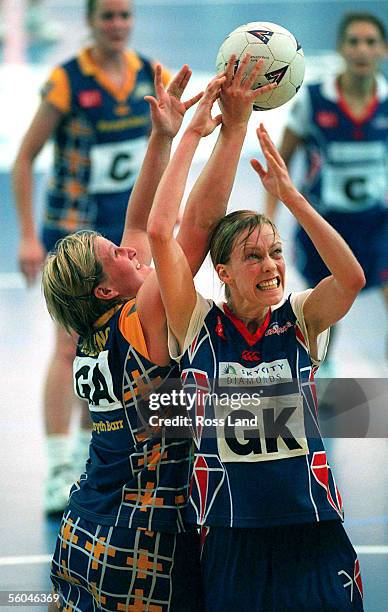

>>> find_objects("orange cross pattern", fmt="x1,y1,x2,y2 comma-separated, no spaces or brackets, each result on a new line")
117,589,163,611
90,582,107,606
85,537,116,570
137,444,168,470
57,560,81,585
61,519,79,550
125,482,165,511
62,601,75,612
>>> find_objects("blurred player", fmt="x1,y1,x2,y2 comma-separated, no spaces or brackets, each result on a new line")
265,12,388,373
12,0,170,515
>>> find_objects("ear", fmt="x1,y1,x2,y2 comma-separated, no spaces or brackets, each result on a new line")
93,285,119,301
215,263,231,285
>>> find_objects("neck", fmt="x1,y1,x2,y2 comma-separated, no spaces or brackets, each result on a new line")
338,72,376,98
91,46,125,69
226,299,269,334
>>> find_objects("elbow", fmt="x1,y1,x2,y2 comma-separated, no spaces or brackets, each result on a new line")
348,267,366,294
147,217,170,245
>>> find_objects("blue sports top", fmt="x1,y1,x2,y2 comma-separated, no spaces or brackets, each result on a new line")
169,291,344,528
287,73,388,214
69,299,192,532
41,48,170,236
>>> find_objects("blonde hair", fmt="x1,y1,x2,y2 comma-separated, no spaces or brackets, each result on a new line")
42,231,121,353
209,210,278,300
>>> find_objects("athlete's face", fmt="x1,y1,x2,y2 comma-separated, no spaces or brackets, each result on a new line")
216,224,285,314
93,236,152,300
339,21,387,78
89,0,133,54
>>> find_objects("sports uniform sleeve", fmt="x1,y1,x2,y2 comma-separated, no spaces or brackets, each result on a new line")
290,290,330,364
285,84,311,138
119,299,151,361
40,66,71,114
168,292,213,362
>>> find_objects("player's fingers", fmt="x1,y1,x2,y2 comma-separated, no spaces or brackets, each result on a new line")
258,123,286,166
234,52,251,84
144,95,159,112
170,64,191,96
206,75,226,98
184,91,204,110
250,158,266,178
178,68,192,95
213,113,223,127
224,54,237,85
251,82,276,100
153,64,165,98
243,57,264,88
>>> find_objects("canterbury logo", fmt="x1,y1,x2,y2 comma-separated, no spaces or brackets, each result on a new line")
215,315,226,340
241,350,261,362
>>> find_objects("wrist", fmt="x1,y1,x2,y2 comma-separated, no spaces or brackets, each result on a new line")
149,130,174,144
183,125,204,140
282,190,307,208
221,123,248,137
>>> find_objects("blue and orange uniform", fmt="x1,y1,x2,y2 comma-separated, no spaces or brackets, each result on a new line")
41,47,170,248
287,73,388,289
169,290,364,611
51,299,202,611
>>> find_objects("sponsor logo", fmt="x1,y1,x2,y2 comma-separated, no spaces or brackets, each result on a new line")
78,90,103,108
316,111,338,128
265,321,293,336
219,358,292,386
215,315,226,340
265,65,288,85
241,350,261,362
248,29,274,45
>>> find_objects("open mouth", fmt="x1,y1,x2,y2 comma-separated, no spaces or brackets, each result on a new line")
256,277,280,291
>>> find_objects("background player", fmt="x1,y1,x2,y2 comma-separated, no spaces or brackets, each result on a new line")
265,11,388,374
12,0,170,515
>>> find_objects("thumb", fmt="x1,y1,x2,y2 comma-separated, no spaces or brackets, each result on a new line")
213,114,223,127
144,95,158,110
184,91,204,110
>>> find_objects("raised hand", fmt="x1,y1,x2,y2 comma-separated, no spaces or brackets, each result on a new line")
186,73,226,137
219,54,276,129
19,235,46,285
144,64,203,138
250,123,299,204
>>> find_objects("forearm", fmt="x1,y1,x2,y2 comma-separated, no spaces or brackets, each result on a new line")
284,190,365,288
264,192,278,219
123,131,173,235
148,128,201,242
182,125,246,232
12,154,37,240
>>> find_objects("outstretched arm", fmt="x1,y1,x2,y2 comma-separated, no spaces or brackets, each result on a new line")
178,54,276,275
120,64,202,264
252,123,365,349
147,75,227,347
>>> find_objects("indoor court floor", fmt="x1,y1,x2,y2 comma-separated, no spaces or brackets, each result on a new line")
0,1,387,610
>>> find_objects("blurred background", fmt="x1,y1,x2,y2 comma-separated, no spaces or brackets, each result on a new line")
0,1,387,611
